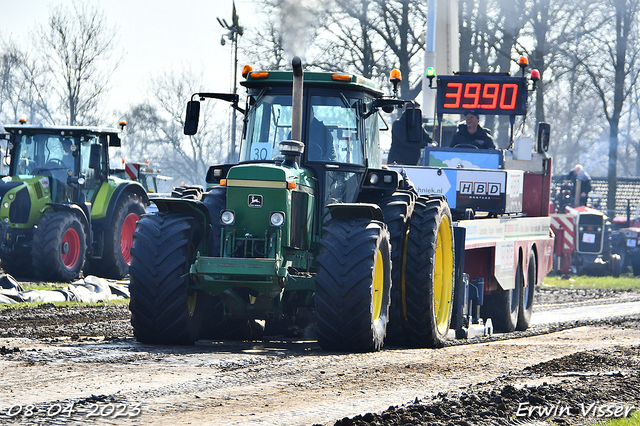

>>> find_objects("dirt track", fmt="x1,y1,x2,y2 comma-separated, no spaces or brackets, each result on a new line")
0,287,639,425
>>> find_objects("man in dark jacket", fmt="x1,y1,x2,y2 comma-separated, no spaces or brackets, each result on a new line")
566,164,591,206
449,110,496,149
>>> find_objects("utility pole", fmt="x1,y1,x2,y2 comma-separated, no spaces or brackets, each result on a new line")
218,1,243,163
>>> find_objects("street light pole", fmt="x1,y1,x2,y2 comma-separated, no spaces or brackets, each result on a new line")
218,2,243,163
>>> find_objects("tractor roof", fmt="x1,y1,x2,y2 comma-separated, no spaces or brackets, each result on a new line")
241,70,384,97
3,124,122,135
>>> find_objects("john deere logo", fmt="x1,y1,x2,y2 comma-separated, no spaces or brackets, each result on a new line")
248,194,263,208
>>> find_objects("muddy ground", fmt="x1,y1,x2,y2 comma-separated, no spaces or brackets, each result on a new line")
0,287,638,425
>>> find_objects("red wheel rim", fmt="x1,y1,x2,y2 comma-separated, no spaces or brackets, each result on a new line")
61,227,81,269
120,213,139,265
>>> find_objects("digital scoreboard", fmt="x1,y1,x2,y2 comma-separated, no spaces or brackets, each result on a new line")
436,75,528,116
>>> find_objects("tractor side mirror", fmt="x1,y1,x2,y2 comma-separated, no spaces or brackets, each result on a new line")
184,100,201,135
89,143,101,170
536,122,550,153
405,107,424,143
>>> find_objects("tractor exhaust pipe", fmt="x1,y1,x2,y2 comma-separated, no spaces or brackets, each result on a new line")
279,57,305,168
291,56,303,142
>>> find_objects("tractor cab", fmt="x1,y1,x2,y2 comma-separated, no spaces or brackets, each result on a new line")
3,124,121,205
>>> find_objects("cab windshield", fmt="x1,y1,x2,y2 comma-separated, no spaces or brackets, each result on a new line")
11,133,79,176
240,93,364,165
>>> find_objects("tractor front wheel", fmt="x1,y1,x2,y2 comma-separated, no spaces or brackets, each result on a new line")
315,219,392,352
403,196,455,348
129,213,200,344
31,212,87,282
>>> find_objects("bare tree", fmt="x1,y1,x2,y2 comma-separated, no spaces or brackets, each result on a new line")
571,0,640,214
35,1,120,125
121,70,228,186
0,39,52,125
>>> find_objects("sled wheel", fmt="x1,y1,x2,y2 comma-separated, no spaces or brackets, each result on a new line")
315,219,392,352
486,256,522,332
516,251,536,331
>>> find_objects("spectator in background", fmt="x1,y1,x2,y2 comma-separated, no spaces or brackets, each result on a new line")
567,164,591,206
449,110,496,149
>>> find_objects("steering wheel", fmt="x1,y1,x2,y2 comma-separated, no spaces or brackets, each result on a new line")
30,159,67,175
45,158,66,168
451,143,479,149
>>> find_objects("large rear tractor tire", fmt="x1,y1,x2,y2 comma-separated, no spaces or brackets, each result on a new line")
403,196,455,348
31,212,87,282
379,192,412,344
315,219,392,352
129,213,201,344
516,251,536,331
94,193,146,279
484,257,522,332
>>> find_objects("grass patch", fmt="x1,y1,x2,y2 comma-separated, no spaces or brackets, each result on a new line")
20,282,70,291
595,409,640,425
0,299,129,311
543,273,640,290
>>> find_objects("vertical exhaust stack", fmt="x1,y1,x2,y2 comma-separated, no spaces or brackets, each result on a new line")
291,56,303,142
279,56,305,168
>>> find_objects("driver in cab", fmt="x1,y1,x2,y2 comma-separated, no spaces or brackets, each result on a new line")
449,110,496,149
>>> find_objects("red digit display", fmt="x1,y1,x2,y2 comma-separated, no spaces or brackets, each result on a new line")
443,82,462,108
461,83,481,108
499,83,518,109
437,76,527,116
480,83,499,109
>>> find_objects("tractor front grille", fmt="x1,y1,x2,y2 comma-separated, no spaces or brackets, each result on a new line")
223,230,275,259
576,213,604,254
9,188,31,224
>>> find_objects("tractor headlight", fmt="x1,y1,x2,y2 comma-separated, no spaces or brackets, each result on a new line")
269,211,285,227
368,173,379,184
220,210,235,226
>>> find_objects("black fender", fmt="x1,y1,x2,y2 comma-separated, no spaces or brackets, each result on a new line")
326,203,384,222
149,197,213,251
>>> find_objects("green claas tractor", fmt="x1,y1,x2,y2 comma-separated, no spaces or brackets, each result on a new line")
129,58,455,352
0,122,148,282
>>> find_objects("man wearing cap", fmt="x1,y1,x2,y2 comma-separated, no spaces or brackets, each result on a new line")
449,110,496,149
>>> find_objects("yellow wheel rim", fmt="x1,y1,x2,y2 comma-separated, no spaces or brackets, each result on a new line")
372,250,384,321
434,215,454,335
187,291,197,317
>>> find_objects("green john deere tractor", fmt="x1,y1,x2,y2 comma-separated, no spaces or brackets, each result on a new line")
129,58,455,352
0,123,148,282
